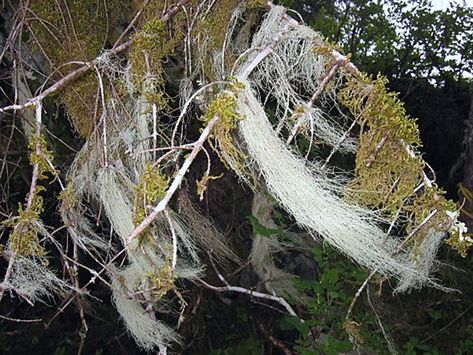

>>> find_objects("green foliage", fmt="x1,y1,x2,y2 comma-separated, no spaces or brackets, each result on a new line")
248,215,284,237
210,338,262,355
404,337,441,355
306,0,473,83
455,322,473,354
280,246,389,354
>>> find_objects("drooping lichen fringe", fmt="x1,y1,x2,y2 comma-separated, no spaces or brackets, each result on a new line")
225,5,465,292
234,83,431,286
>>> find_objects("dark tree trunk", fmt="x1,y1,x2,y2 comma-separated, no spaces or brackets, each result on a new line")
461,84,473,230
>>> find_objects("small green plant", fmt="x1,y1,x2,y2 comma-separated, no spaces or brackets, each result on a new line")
280,245,390,354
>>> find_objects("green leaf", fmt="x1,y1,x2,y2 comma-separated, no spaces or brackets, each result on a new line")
248,215,284,237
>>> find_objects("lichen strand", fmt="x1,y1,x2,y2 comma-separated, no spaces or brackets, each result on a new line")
29,0,125,137
195,0,243,80
133,164,169,242
203,90,246,172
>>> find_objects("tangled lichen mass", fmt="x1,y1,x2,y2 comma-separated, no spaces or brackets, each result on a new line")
0,1,471,353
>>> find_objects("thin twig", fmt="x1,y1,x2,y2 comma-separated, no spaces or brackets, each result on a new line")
0,314,42,323
199,279,297,317
286,60,345,145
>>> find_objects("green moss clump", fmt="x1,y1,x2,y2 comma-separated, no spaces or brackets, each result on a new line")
339,72,464,256
194,0,242,80
133,163,169,233
1,132,56,259
29,133,57,178
143,255,175,301
246,0,269,9
129,1,190,108
4,202,46,258
29,0,128,137
130,19,168,90
58,181,79,217
203,89,246,169
339,74,424,214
